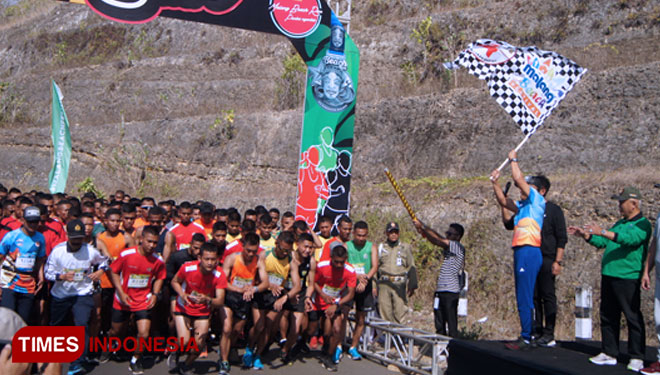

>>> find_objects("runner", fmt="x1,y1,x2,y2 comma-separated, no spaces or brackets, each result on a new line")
55,199,73,226
107,225,166,374
211,221,228,260
135,207,176,263
166,233,205,341
97,208,136,350
121,203,138,237
45,219,109,375
249,231,300,369
312,244,357,372
220,233,269,374
315,215,334,260
0,206,46,323
215,208,228,224
283,233,317,361
269,208,280,231
170,202,205,251
281,211,295,232
225,211,242,243
318,215,353,263
244,209,257,223
257,215,276,254
158,200,175,230
170,242,227,375
0,199,20,241
222,220,262,263
193,203,215,240
346,221,378,360
134,197,155,229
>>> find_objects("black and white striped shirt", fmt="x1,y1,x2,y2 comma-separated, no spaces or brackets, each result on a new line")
436,241,465,293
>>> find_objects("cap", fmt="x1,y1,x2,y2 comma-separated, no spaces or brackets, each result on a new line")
385,222,399,232
23,206,41,222
611,186,642,201
329,240,343,251
0,307,27,342
67,219,86,238
200,203,214,215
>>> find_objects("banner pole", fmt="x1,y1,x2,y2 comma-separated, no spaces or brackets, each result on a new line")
494,133,532,173
384,168,417,221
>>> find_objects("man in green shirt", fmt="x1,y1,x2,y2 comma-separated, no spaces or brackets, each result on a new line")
569,186,652,372
346,221,378,360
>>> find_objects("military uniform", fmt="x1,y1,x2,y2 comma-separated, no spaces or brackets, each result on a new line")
377,240,415,324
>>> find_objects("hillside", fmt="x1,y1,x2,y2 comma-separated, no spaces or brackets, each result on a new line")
0,0,659,341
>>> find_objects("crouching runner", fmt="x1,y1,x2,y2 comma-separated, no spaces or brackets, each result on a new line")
170,242,227,375
312,244,356,372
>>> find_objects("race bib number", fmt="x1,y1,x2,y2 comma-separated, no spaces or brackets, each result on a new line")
127,274,149,288
322,285,341,299
232,276,253,288
284,279,293,290
396,257,403,266
268,273,284,287
66,268,85,282
354,263,366,275
15,256,35,270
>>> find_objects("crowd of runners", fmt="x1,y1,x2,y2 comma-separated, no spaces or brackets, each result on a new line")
0,185,405,375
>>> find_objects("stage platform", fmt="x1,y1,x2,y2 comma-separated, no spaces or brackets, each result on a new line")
448,339,658,375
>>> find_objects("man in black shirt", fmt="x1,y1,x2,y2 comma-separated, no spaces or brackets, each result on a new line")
502,175,567,347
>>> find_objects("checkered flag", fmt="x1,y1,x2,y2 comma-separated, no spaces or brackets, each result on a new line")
445,39,587,135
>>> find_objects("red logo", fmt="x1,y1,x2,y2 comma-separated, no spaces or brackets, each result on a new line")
270,0,322,38
12,326,85,363
469,40,516,65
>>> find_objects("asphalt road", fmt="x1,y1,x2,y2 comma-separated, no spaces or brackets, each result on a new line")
70,347,397,375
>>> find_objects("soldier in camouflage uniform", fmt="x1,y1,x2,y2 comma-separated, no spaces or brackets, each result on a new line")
376,222,417,324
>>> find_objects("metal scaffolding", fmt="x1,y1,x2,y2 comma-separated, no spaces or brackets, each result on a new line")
346,314,450,375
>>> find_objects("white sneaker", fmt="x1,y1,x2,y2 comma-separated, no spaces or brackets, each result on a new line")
628,359,644,372
589,352,617,366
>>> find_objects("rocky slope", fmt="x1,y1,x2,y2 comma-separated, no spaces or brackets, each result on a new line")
0,0,659,340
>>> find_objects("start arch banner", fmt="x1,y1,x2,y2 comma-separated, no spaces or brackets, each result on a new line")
79,0,359,231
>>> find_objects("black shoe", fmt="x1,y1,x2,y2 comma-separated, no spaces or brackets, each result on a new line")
98,351,112,364
281,351,293,365
536,334,556,348
129,358,144,375
504,337,536,351
178,363,194,375
320,355,338,372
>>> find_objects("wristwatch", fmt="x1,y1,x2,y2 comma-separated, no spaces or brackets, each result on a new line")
509,158,518,162
601,229,607,235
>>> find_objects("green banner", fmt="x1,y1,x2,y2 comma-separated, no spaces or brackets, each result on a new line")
48,80,72,194
295,15,359,231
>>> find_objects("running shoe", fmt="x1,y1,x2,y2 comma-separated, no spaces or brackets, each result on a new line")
218,361,231,375
333,345,343,364
252,356,264,370
348,347,362,360
66,365,85,375
589,352,617,366
242,346,254,368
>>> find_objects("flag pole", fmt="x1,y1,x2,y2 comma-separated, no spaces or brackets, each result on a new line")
384,168,417,221
494,133,532,172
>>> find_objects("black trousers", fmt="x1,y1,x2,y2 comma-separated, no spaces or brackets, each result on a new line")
533,257,557,337
600,275,645,359
434,291,459,337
